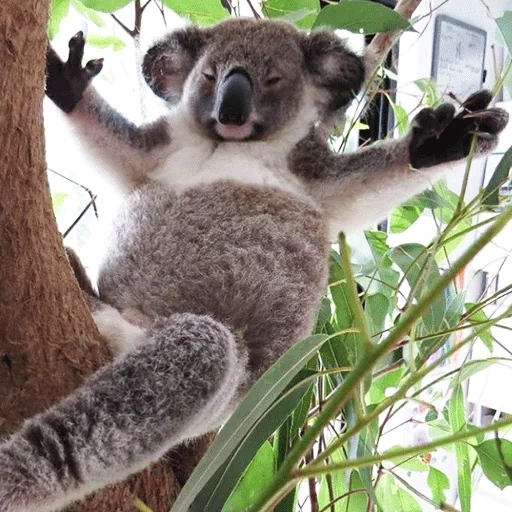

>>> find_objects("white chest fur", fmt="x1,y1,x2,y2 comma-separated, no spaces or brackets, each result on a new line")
148,106,315,203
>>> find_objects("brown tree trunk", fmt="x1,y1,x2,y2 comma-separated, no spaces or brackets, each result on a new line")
0,2,209,510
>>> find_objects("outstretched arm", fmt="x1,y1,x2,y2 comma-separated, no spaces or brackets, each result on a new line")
290,91,508,236
46,32,171,191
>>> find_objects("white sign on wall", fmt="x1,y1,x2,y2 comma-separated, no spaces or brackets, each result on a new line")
431,15,487,100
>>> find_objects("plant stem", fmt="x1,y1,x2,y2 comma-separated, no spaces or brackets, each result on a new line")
247,204,512,511
298,416,512,478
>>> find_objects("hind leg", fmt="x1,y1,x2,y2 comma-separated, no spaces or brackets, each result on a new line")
0,313,246,512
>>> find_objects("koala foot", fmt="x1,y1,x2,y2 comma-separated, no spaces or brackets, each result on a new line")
409,90,509,169
46,31,103,113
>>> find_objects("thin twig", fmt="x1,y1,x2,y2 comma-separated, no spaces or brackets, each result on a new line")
134,0,143,36
63,195,98,239
246,0,261,19
48,168,98,218
111,14,135,37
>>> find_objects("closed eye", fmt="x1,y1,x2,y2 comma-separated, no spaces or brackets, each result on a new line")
203,72,216,82
264,75,282,87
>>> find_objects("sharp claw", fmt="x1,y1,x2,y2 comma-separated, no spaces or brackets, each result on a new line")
69,31,84,48
85,58,104,76
463,111,490,119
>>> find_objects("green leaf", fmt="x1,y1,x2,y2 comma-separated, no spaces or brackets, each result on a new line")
365,293,389,341
48,0,70,39
475,438,512,489
162,0,229,25
390,205,424,233
449,385,471,512
366,365,404,405
191,374,313,511
376,474,421,512
390,101,409,137
448,359,505,390
51,192,68,214
390,243,458,360
328,250,364,368
414,78,442,107
465,302,494,351
496,11,512,57
221,442,275,512
363,230,399,303
316,297,332,331
482,144,512,208
387,445,429,472
71,0,106,26
80,0,133,13
170,333,328,512
87,34,126,50
427,466,450,505
312,0,411,34
262,0,320,29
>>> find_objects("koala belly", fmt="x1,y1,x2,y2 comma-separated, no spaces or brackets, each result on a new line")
97,180,329,373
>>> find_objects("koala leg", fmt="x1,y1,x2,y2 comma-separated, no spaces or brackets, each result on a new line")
0,313,247,512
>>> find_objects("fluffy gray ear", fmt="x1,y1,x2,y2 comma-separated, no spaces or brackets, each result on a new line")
142,26,207,102
303,31,365,117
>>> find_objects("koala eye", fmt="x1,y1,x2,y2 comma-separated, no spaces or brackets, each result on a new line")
264,75,282,87
202,71,216,82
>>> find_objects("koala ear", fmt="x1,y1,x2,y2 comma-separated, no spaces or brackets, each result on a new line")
303,31,365,116
143,26,207,102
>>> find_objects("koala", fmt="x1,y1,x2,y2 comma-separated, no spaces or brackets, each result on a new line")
0,17,508,512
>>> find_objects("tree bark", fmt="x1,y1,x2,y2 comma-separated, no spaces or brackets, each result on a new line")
0,1,209,510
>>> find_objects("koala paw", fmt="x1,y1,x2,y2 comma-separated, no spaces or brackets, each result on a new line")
46,31,103,113
409,90,509,169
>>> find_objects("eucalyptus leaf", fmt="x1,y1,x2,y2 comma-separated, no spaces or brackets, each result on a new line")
49,0,70,40
448,358,506,390
170,333,328,512
191,378,312,511
449,385,471,512
475,438,512,489
162,0,229,25
376,474,421,512
482,144,512,208
80,0,133,13
390,205,424,233
71,0,105,26
427,466,450,505
496,11,512,56
221,442,275,512
87,34,126,50
465,302,494,351
390,243,458,360
312,0,411,34
262,0,320,29
364,293,389,340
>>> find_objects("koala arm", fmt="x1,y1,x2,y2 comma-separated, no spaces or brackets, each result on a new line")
46,33,171,190
290,90,509,235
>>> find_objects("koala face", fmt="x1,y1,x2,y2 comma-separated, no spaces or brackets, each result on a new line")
143,18,365,141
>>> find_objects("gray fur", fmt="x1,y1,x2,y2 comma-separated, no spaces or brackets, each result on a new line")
1,17,507,512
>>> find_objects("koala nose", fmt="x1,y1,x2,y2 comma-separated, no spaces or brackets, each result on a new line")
217,70,252,126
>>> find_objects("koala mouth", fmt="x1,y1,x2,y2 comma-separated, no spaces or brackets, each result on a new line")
215,121,256,141
208,119,265,141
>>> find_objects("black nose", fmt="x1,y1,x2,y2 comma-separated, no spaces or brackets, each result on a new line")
217,70,252,126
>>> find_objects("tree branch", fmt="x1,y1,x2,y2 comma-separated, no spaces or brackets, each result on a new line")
364,0,423,76
111,13,136,37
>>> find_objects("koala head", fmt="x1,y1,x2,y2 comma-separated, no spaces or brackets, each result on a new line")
143,18,364,141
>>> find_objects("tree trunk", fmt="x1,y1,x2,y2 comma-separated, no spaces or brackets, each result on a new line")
0,2,209,510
